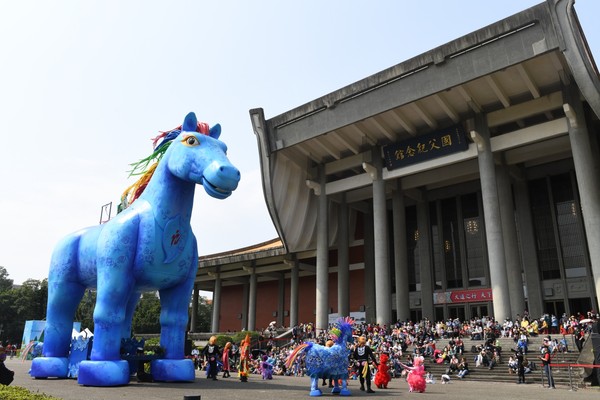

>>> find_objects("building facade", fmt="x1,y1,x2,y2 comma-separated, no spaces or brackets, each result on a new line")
194,0,600,333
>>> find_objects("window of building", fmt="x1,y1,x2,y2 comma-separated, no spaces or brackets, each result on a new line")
530,178,561,279
431,202,444,290
406,205,419,291
441,198,462,288
551,173,587,278
461,193,486,287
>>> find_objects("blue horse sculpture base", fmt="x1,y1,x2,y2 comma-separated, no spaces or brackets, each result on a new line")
78,360,130,386
30,357,70,379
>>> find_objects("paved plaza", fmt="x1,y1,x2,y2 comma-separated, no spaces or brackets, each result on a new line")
5,358,599,400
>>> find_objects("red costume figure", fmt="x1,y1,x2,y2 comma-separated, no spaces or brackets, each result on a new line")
222,342,232,378
374,352,391,389
400,356,426,393
238,334,251,382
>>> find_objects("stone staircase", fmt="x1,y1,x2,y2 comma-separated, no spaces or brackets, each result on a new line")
422,335,584,388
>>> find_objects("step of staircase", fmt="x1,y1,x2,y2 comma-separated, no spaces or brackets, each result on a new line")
419,334,584,388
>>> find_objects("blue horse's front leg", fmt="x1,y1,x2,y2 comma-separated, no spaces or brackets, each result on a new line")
151,253,196,382
310,376,323,396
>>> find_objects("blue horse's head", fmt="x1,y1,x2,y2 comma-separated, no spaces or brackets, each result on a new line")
165,112,240,200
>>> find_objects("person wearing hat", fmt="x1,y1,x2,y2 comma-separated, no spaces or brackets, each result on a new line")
352,335,378,393
0,346,14,386
538,346,555,388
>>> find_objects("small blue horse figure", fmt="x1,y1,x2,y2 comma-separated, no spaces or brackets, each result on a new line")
286,317,354,396
30,112,240,386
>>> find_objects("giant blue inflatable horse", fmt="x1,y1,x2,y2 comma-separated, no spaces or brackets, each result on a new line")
30,112,240,386
286,317,354,396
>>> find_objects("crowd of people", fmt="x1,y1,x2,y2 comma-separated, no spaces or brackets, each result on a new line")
190,310,597,391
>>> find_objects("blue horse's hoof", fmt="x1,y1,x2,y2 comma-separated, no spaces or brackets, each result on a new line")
310,389,323,396
340,388,351,396
151,359,195,382
77,360,130,386
30,357,69,378
332,386,341,394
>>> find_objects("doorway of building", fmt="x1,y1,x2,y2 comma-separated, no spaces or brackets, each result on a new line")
568,297,593,316
469,303,488,319
544,300,565,318
448,305,466,321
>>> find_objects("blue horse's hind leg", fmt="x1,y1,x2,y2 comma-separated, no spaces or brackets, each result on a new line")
339,378,351,396
151,277,195,382
31,237,86,379
77,228,137,387
309,376,322,396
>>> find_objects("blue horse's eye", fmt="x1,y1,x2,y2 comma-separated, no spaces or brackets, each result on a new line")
183,135,199,146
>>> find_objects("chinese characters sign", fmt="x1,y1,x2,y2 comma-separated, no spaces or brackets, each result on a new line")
433,288,493,304
383,125,469,170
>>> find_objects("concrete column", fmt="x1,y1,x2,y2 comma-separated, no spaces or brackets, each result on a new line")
211,274,222,333
393,183,410,322
241,280,249,331
316,165,329,333
278,273,285,327
290,261,299,328
513,177,544,317
417,197,434,320
472,113,511,321
190,285,199,332
338,193,350,317
248,266,257,331
496,164,526,318
369,155,392,325
565,84,600,307
364,210,376,323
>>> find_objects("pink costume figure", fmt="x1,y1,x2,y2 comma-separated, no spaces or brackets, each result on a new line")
400,356,426,393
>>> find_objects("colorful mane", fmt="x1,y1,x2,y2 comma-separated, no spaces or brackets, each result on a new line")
328,316,354,344
117,121,212,212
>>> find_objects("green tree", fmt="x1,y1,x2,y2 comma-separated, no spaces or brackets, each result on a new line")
75,290,96,331
0,266,13,292
132,291,161,334
192,296,213,332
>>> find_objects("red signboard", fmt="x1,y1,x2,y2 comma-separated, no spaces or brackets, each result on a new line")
448,288,493,303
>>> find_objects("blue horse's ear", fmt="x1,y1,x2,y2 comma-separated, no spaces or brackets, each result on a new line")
209,123,221,139
182,112,197,132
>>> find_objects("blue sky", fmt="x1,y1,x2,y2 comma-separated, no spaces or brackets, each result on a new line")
1,0,599,285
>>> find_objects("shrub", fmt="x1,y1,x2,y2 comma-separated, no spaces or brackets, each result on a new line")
0,385,61,399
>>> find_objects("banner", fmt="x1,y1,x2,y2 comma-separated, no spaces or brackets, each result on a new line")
433,288,493,304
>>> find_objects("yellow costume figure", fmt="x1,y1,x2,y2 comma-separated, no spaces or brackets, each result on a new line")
238,334,251,382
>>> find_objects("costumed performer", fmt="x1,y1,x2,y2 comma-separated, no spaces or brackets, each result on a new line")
222,342,232,378
202,336,221,381
399,355,426,392
352,335,378,393
373,351,391,389
238,334,251,382
261,355,274,380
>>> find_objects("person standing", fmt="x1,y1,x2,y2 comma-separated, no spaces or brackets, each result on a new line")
538,346,555,388
516,350,526,384
352,336,378,393
222,342,232,378
238,334,251,382
202,336,221,381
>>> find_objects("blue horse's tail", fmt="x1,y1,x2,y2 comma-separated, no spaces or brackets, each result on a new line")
285,342,312,369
